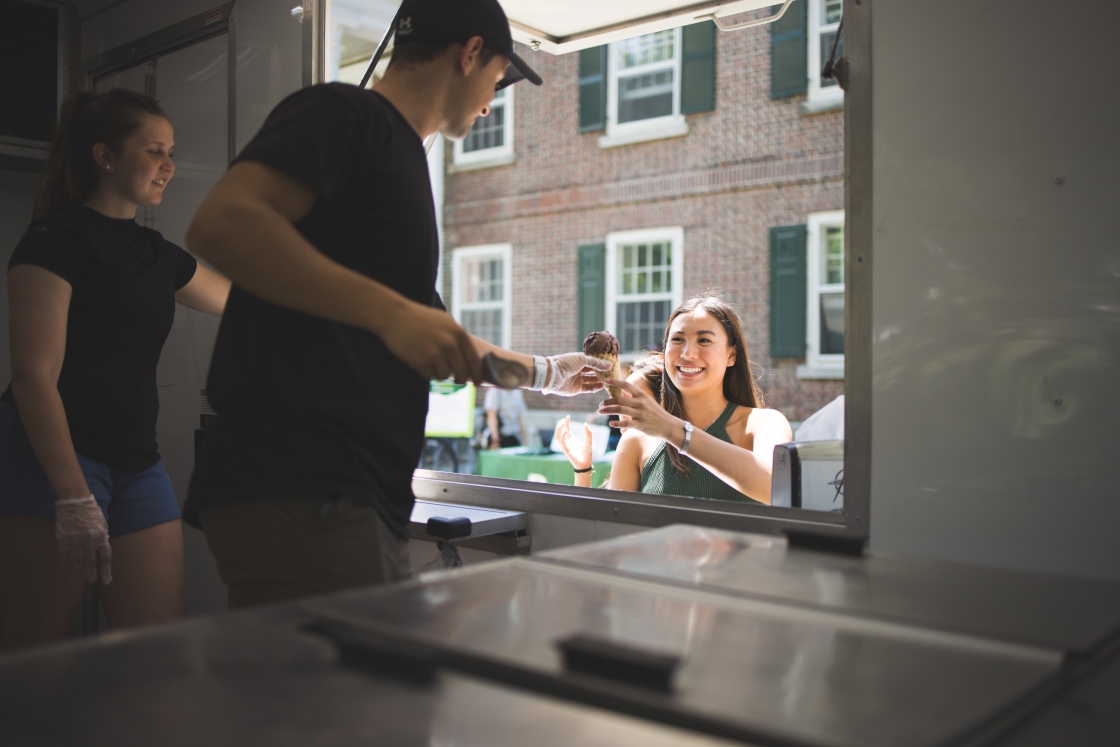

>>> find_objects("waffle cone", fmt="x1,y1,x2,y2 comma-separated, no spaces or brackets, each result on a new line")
590,353,623,398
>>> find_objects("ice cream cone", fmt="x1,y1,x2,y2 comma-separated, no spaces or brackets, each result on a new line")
582,331,623,398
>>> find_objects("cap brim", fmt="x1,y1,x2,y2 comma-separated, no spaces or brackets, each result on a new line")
497,49,542,90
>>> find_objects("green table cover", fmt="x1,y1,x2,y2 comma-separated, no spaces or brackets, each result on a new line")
476,447,615,486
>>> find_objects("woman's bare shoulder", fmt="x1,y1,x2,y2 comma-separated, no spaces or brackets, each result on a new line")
740,407,793,440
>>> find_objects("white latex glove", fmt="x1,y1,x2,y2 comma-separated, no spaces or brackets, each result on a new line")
542,353,612,396
55,496,112,585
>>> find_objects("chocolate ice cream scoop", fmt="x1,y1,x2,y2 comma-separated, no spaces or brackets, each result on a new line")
582,331,622,398
582,331,620,357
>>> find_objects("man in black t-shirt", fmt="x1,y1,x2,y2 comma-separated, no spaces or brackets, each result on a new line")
184,0,609,608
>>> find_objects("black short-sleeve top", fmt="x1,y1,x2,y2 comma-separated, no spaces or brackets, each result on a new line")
2,206,198,471
185,83,443,538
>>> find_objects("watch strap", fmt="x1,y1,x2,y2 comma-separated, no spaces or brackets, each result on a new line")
679,421,694,454
531,355,548,391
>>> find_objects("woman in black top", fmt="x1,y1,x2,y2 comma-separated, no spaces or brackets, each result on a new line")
0,89,229,651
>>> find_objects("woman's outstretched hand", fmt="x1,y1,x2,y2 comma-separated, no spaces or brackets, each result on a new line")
553,416,593,471
598,379,683,444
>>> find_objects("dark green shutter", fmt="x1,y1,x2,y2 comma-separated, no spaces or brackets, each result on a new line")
577,244,606,347
681,21,716,114
770,0,807,99
769,225,807,358
579,46,607,132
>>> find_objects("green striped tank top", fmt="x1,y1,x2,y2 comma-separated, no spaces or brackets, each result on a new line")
640,401,762,504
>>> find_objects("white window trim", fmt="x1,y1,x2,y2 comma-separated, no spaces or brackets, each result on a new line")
452,85,514,169
601,29,688,149
799,210,845,379
605,227,685,359
451,244,513,350
807,0,844,108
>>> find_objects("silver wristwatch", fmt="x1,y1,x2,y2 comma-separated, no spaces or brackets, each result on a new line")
679,421,694,454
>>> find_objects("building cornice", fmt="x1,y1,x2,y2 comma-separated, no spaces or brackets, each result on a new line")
446,154,844,226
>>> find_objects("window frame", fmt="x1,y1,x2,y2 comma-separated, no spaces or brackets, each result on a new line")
604,28,687,145
807,0,844,108
803,210,846,376
451,244,513,350
452,84,514,169
605,227,685,358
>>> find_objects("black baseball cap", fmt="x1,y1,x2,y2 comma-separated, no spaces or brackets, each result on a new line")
393,0,543,90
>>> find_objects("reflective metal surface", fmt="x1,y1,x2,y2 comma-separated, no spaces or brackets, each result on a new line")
315,559,1060,747
0,613,745,747
411,500,528,540
989,644,1120,747
541,525,1120,653
867,0,1120,582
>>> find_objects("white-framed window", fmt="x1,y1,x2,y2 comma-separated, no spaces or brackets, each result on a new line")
807,0,844,108
451,244,512,349
453,85,514,169
801,211,845,377
606,228,685,356
603,29,688,147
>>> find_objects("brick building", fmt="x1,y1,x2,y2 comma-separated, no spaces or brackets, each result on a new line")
439,0,845,423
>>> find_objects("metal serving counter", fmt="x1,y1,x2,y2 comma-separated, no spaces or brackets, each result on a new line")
0,614,739,747
539,525,1120,654
3,525,1119,747
310,560,1061,747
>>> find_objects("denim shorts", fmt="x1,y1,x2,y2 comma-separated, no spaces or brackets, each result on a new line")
0,402,180,537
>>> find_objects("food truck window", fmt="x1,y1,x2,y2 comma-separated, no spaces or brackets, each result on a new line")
333,2,858,532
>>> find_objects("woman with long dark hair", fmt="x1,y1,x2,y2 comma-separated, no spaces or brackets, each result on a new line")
0,89,229,651
556,294,792,503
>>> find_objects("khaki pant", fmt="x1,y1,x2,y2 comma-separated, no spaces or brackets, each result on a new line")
199,495,413,609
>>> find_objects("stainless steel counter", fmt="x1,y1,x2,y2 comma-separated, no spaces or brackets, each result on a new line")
0,612,743,747
311,559,1061,747
540,525,1120,654
2,524,1119,747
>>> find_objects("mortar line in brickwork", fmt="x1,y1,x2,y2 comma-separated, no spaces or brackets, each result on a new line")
448,155,844,226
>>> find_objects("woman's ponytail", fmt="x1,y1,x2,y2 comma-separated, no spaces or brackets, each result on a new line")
33,88,168,220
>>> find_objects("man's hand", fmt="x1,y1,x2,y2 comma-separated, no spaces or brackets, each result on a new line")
542,353,612,396
379,300,483,384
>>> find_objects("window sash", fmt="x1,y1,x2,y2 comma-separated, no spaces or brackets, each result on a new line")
806,212,845,367
808,0,844,102
605,228,684,356
452,245,512,349
607,28,683,134
453,85,514,164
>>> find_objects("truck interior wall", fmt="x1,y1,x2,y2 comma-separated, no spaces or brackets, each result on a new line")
869,0,1120,581
0,168,43,387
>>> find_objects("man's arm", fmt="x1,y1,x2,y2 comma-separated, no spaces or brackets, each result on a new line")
468,334,608,395
186,160,481,384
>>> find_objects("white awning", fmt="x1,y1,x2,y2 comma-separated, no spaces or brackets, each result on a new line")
500,0,785,54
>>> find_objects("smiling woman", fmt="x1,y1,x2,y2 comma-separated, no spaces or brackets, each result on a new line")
0,89,229,652
555,294,792,504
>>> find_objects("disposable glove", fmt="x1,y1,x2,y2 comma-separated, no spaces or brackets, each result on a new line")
55,496,112,585
542,353,612,396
